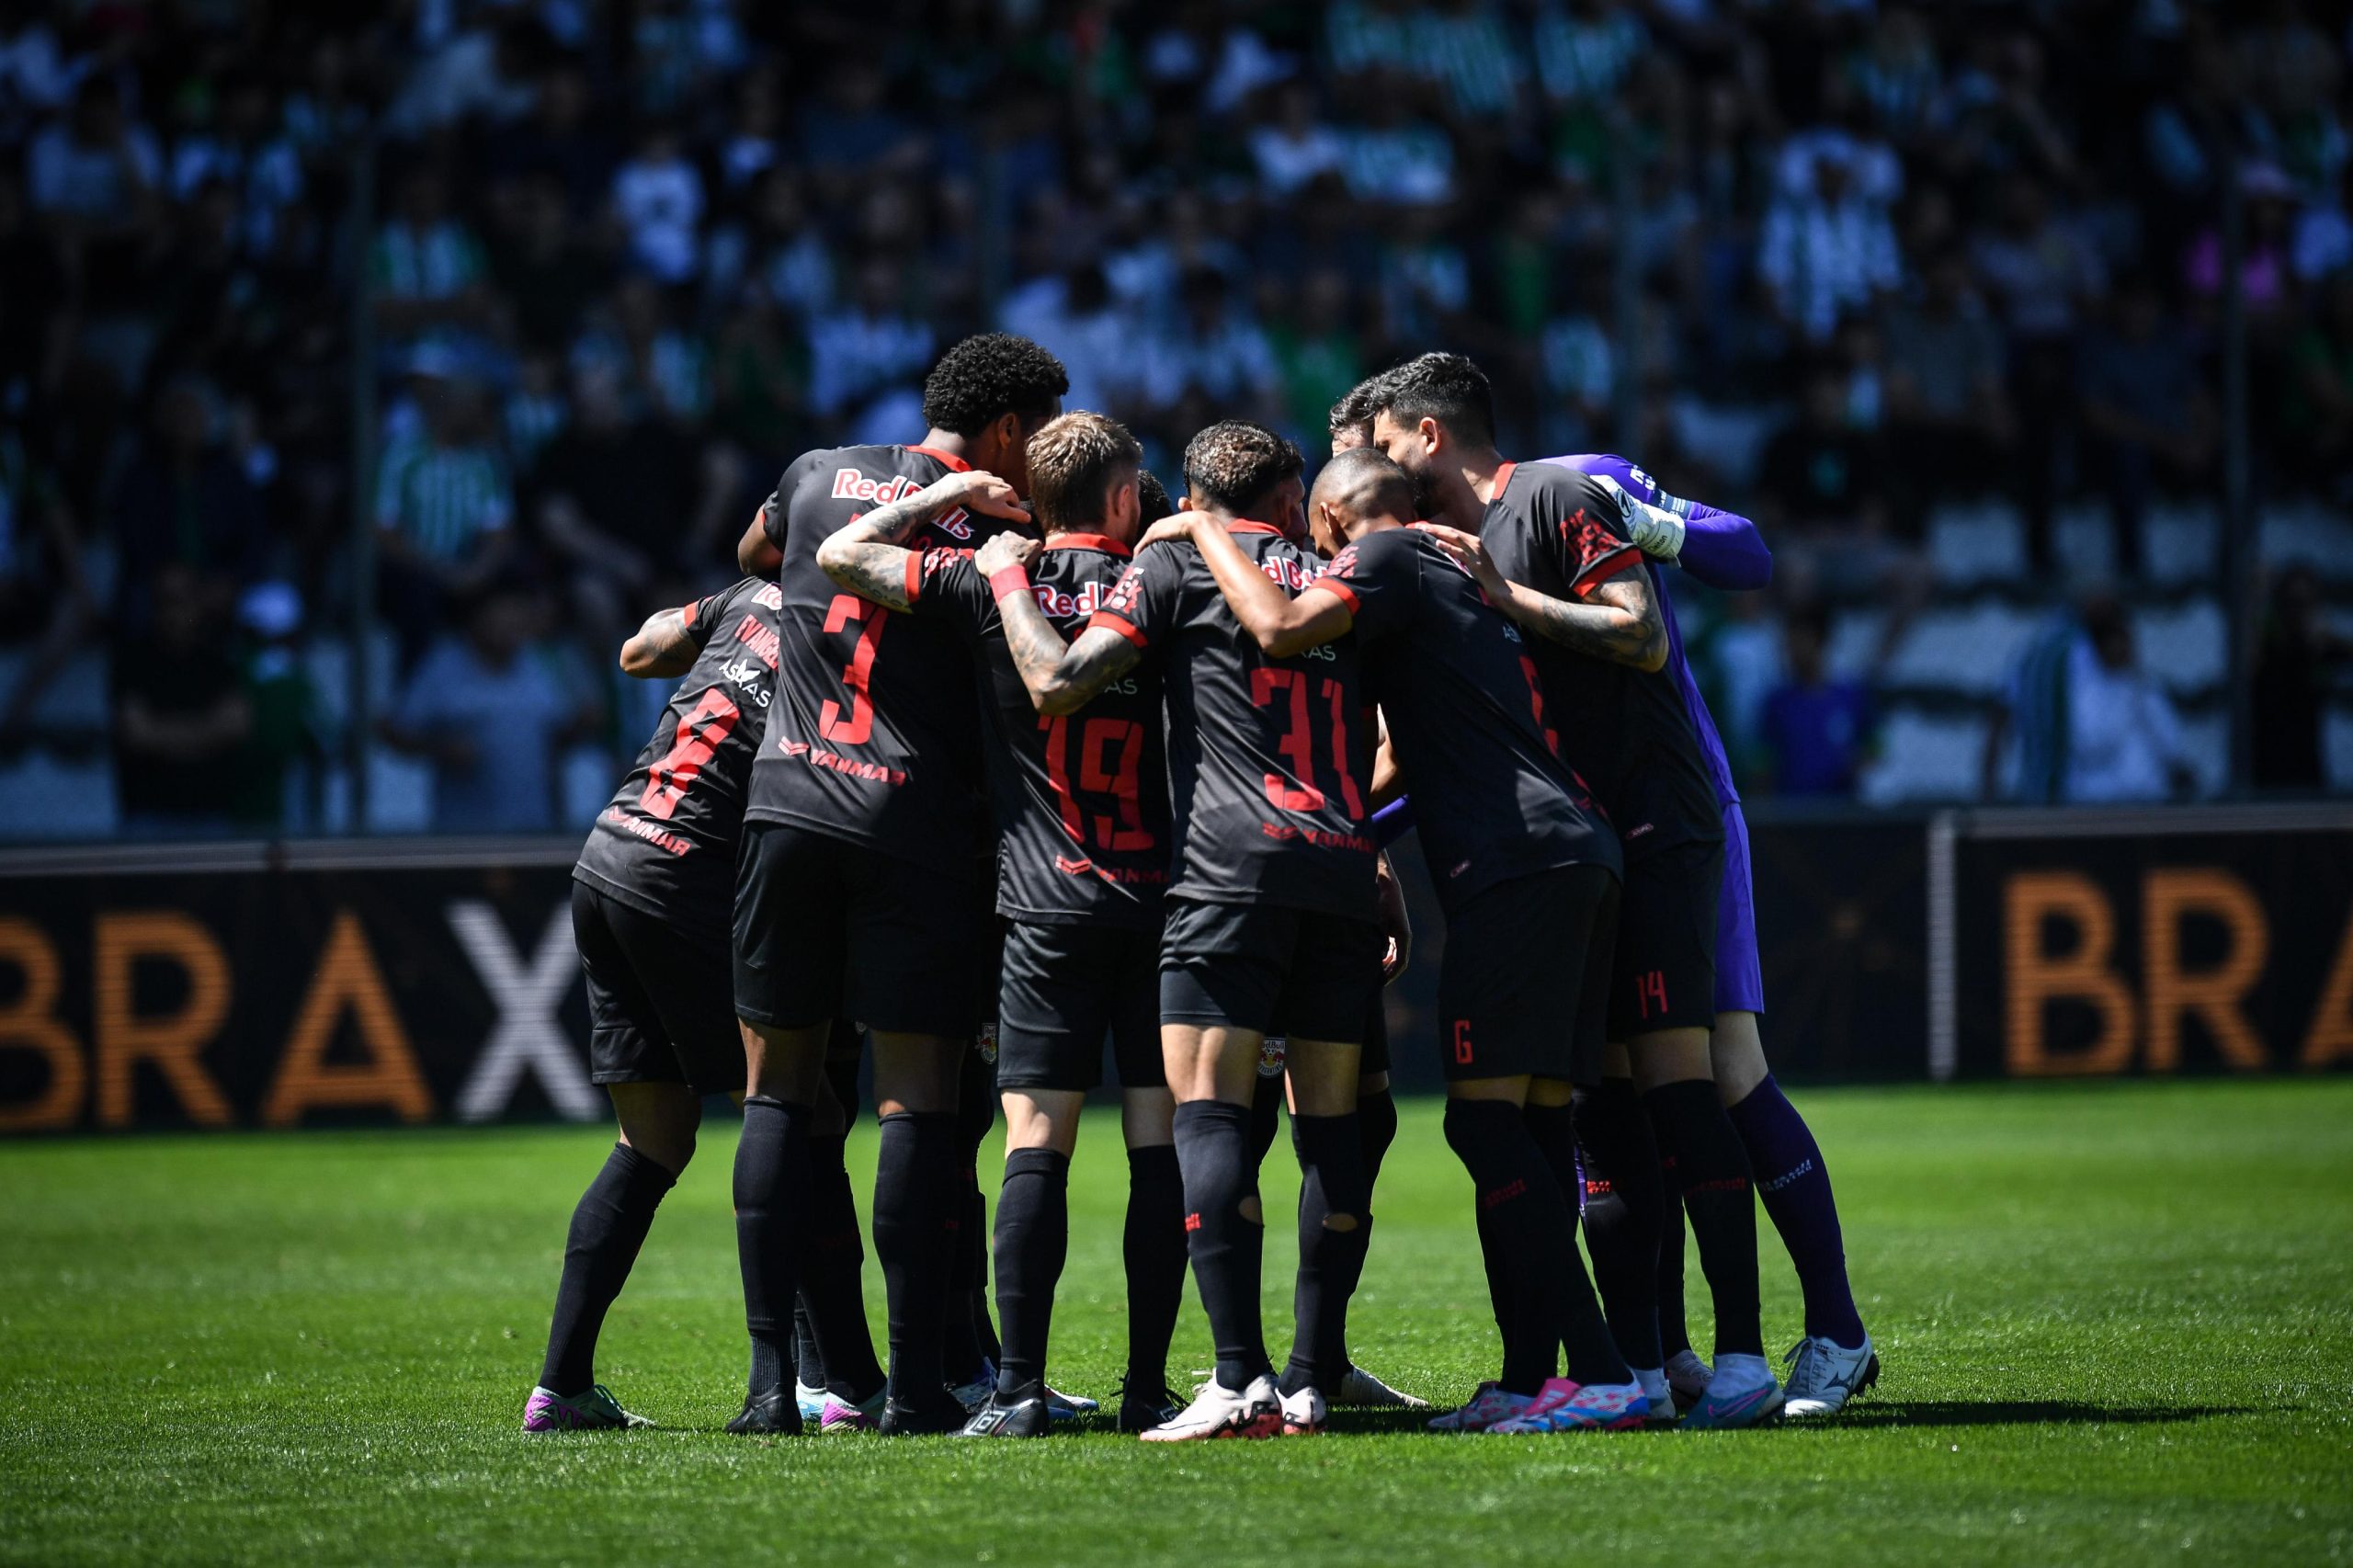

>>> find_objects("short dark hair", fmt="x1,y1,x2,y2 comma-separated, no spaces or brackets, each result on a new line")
920,333,1069,437
1372,351,1495,446
1137,467,1173,519
1183,420,1303,516
1310,446,1417,521
1328,369,1395,444
1026,411,1141,533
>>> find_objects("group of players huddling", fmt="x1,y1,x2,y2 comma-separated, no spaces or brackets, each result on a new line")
524,333,1881,1441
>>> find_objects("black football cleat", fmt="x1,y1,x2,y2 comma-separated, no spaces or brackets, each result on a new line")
953,1395,1051,1438
724,1391,803,1436
878,1392,968,1437
1114,1377,1185,1435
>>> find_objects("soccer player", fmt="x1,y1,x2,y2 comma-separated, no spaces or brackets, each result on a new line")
1152,446,1646,1432
1363,355,1780,1428
1335,376,1878,1417
983,421,1383,1441
729,333,1068,1436
524,579,782,1432
813,413,1189,1438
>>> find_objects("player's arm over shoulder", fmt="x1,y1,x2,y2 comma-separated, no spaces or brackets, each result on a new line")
620,580,744,677
986,535,1142,715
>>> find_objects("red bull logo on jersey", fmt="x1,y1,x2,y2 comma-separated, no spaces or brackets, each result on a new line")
1259,555,1317,591
831,468,926,505
1031,579,1116,619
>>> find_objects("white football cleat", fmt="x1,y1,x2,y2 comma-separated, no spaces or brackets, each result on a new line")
1278,1385,1327,1434
1140,1374,1282,1442
1780,1335,1880,1418
1665,1348,1713,1412
1337,1363,1430,1409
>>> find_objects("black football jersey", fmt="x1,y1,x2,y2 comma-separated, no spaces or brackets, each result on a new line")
1314,525,1620,908
1480,461,1722,859
574,577,780,940
908,532,1172,930
1088,521,1377,922
744,443,1035,863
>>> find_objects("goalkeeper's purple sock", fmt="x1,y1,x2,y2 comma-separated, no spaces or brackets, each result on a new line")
1728,1074,1866,1348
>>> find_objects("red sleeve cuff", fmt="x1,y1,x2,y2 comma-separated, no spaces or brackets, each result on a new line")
904,551,924,604
1309,578,1360,615
1086,610,1149,649
1570,545,1643,597
678,600,699,629
988,563,1031,603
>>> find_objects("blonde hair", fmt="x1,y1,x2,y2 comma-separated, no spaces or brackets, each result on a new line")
1026,411,1142,533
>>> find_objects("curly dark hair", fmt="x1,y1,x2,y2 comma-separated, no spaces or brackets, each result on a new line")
1370,351,1495,447
919,333,1070,437
1136,467,1173,519
1182,420,1303,516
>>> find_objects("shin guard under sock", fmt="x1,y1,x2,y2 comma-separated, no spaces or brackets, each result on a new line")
1729,1074,1865,1347
1122,1143,1187,1391
1444,1098,1628,1392
541,1142,676,1394
1565,1081,1666,1369
1171,1099,1270,1391
1284,1110,1370,1396
733,1096,813,1402
1645,1079,1765,1358
992,1147,1070,1402
872,1108,959,1404
1248,1067,1284,1171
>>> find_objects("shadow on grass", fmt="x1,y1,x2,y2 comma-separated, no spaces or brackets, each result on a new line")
1802,1400,2253,1429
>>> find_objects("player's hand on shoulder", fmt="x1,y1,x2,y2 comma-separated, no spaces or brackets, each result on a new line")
935,469,1032,522
1415,522,1506,595
974,528,1040,576
1136,514,1198,551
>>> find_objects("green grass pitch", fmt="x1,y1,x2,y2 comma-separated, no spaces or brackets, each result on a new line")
3,1081,2349,1566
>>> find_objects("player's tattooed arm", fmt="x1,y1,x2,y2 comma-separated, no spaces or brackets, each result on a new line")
618,605,699,678
815,471,1030,612
979,532,1143,716
1418,523,1667,673
1165,513,1354,657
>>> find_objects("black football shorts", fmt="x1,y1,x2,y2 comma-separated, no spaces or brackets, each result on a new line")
1608,838,1722,1040
1158,897,1382,1045
995,919,1164,1092
732,821,983,1039
1438,863,1617,1085
573,881,743,1095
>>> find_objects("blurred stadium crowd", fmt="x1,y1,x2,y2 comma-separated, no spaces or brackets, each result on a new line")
3,0,2351,839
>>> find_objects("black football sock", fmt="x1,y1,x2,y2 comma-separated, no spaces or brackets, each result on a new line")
1172,1099,1271,1391
1564,1081,1665,1370
1657,1181,1692,1360
1472,1195,1522,1373
943,1060,997,1381
1283,1110,1370,1397
991,1147,1070,1403
791,1300,823,1393
540,1142,675,1394
1444,1098,1629,1392
1122,1142,1187,1392
800,1132,883,1403
872,1108,959,1406
1248,1068,1284,1171
733,1096,813,1403
1358,1084,1398,1187
1644,1079,1765,1359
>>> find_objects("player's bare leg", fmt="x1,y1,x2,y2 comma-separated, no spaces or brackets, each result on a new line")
727,1018,829,1435
1709,1009,1876,1415
522,1081,701,1433
1143,1023,1281,1441
1630,1028,1778,1428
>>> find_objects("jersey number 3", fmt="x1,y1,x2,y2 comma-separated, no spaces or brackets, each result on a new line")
818,594,888,744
